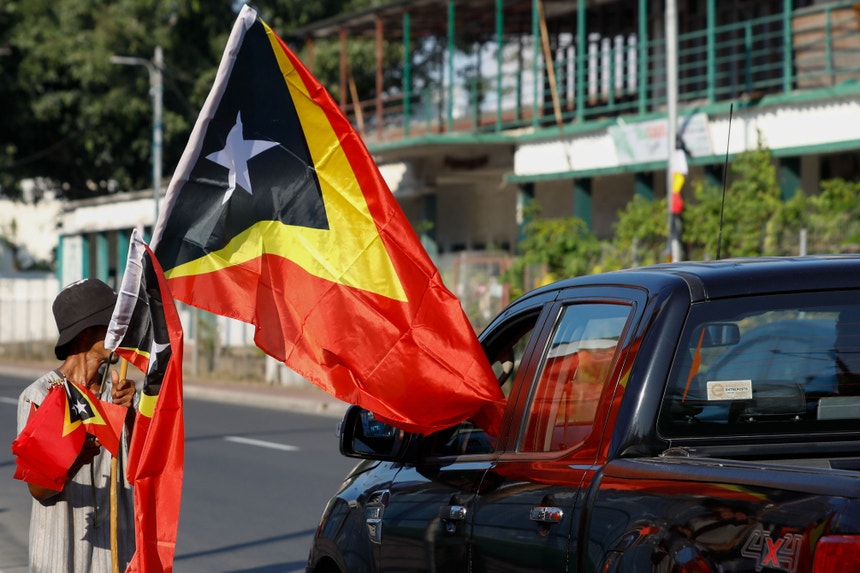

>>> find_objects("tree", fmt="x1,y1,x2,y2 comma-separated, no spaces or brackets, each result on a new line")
0,0,365,200
0,3,24,195
1,0,237,199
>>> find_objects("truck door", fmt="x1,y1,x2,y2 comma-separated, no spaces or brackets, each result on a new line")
375,305,545,572
469,294,642,572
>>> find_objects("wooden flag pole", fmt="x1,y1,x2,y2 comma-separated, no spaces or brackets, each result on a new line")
347,68,366,140
538,0,564,135
111,358,129,573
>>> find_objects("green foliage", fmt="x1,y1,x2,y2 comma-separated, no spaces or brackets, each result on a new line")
600,194,669,271
254,1,329,32
677,178,724,259
504,201,600,298
806,178,860,252
763,187,807,256
683,136,781,259
2,0,237,198
0,0,394,199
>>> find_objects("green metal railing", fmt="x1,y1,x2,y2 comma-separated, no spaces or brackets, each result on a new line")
342,2,860,144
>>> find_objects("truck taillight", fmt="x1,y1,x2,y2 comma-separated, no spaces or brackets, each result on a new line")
813,535,860,573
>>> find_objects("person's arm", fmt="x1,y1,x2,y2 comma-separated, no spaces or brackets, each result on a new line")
28,483,60,502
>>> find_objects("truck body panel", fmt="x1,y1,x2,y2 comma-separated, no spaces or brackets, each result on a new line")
308,256,860,573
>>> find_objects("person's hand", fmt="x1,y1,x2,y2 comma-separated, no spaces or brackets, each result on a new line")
69,436,101,478
111,369,136,409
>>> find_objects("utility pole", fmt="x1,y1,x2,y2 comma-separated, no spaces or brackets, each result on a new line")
110,46,164,227
665,0,682,262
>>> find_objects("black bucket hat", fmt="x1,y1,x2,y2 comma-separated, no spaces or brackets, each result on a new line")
53,279,117,360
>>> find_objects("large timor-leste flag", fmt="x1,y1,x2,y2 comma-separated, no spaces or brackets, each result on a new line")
12,379,126,491
150,5,505,434
106,228,184,573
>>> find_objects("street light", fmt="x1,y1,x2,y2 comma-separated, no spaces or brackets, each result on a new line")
111,46,163,226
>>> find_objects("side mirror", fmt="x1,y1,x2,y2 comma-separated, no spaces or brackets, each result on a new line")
338,405,412,460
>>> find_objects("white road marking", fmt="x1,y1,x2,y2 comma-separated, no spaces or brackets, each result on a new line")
0,397,18,405
224,436,300,451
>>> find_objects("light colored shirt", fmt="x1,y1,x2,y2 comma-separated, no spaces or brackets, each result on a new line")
16,370,136,573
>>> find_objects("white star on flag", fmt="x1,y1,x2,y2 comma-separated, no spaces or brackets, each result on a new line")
73,400,88,416
206,111,279,203
148,340,170,376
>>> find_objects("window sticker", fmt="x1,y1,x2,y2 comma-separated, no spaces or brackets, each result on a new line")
706,380,753,400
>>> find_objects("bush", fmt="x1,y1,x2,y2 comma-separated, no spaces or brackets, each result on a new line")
506,138,860,297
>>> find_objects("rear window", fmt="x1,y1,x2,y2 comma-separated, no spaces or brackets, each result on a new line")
660,291,860,439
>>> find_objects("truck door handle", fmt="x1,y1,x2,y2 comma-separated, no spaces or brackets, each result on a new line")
530,506,564,524
439,505,467,534
442,505,467,521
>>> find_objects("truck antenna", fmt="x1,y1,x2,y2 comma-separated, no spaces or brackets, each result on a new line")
715,103,733,260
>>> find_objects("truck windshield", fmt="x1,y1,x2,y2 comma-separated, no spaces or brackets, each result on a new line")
660,290,860,439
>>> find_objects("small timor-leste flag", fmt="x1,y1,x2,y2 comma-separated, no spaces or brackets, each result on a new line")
150,5,504,434
12,379,126,491
65,378,127,457
106,228,184,573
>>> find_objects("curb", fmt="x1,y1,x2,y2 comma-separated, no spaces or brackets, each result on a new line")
0,361,349,420
183,382,348,418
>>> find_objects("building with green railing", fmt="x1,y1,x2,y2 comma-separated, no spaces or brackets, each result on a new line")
290,0,860,258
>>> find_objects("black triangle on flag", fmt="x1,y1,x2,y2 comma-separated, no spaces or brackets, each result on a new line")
154,16,329,274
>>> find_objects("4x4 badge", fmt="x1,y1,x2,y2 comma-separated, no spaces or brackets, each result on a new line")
740,527,802,573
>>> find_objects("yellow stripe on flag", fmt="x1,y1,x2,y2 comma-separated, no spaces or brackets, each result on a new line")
139,393,158,419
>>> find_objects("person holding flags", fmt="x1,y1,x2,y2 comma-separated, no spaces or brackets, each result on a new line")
14,278,138,573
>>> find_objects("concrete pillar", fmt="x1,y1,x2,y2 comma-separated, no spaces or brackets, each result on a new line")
705,164,723,189
634,172,654,200
575,178,592,230
95,232,109,284
420,194,438,257
81,234,91,280
55,236,64,285
779,156,801,201
116,229,130,285
516,182,535,252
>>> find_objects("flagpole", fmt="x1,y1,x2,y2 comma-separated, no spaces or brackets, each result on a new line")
111,358,129,573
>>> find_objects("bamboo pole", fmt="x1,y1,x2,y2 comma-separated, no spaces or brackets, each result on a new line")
537,0,572,171
111,359,129,573
348,69,366,140
538,0,564,133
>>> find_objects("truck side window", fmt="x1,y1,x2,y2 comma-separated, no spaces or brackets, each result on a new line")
520,303,632,453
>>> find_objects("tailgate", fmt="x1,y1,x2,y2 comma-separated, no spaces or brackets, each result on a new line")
583,457,860,572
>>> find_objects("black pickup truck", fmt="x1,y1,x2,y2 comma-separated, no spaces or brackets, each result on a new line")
307,256,860,573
